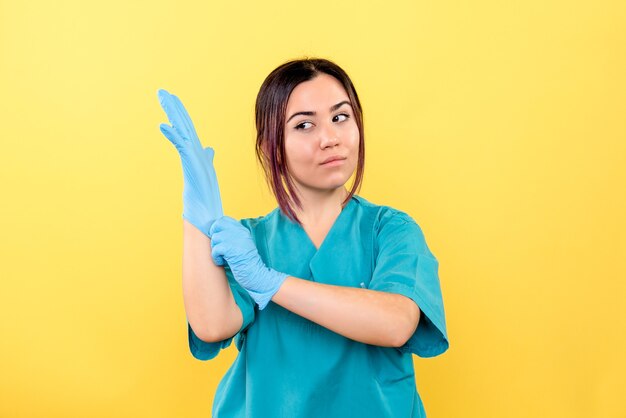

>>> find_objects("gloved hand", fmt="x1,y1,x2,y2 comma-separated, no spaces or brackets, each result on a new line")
208,216,288,310
157,89,223,236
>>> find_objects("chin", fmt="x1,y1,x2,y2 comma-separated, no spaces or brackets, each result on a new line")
325,179,351,191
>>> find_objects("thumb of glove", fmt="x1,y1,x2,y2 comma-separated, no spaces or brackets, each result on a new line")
209,241,227,266
204,146,215,163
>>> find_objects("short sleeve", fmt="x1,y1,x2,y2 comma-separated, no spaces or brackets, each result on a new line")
368,210,449,358
188,265,256,361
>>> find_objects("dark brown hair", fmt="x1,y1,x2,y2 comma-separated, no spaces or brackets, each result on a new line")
255,57,365,225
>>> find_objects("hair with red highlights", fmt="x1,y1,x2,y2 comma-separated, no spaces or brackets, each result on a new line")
254,57,365,225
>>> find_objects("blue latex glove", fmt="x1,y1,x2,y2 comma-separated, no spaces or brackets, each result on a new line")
157,89,223,236
208,216,288,310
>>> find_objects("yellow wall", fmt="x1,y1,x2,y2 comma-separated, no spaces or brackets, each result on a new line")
1,1,624,417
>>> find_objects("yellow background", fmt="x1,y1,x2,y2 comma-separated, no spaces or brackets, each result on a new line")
1,0,624,417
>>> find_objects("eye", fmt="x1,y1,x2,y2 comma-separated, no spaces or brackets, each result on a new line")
333,113,350,123
294,121,313,130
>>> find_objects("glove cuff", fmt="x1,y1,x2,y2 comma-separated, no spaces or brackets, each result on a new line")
253,267,288,310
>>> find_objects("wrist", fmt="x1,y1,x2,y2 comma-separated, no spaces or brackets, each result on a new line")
247,262,288,310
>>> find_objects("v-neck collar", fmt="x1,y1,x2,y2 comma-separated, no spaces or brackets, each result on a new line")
282,195,358,255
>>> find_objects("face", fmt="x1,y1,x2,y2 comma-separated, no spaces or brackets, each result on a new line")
283,73,360,195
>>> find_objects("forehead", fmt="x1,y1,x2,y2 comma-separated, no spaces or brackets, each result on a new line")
286,73,349,111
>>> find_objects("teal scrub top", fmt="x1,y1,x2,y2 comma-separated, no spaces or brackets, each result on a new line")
187,195,449,417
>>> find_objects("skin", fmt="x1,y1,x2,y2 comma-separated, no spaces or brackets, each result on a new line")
269,73,421,348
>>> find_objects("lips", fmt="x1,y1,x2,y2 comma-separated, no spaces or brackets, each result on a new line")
321,155,347,164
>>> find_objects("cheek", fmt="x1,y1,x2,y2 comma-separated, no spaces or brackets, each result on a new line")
347,128,360,154
285,141,314,168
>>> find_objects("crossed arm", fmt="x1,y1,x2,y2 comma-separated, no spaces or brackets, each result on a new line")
272,276,421,347
185,220,420,347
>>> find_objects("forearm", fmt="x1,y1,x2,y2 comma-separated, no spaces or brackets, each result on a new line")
271,276,420,347
182,219,242,342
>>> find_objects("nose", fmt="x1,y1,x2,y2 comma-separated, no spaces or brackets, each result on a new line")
319,122,340,149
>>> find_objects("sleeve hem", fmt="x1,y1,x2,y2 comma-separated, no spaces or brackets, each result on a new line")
370,282,449,357
187,321,233,361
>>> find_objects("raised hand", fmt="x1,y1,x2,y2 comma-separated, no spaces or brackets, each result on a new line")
157,89,223,235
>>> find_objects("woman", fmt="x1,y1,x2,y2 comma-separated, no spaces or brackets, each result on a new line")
157,58,449,417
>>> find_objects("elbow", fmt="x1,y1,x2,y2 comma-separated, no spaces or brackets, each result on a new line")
196,330,221,344
189,321,223,343
391,304,421,348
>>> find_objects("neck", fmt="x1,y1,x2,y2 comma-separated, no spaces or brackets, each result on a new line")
291,187,350,226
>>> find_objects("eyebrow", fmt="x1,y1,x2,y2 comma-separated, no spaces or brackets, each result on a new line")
286,100,351,123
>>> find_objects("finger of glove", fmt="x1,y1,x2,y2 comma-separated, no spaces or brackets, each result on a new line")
207,227,224,247
159,123,184,149
157,90,183,132
206,215,227,238
204,147,222,200
207,217,225,239
207,226,238,251
158,90,198,146
171,94,201,143
208,216,241,237
207,219,217,237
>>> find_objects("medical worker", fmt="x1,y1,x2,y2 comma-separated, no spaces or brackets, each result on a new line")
157,58,449,417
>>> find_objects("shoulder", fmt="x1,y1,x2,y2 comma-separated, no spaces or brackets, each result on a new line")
352,195,421,231
353,195,429,254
